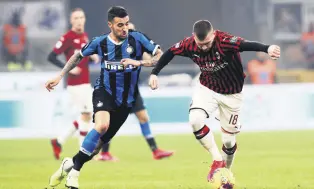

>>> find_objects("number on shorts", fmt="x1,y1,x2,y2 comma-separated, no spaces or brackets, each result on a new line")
229,114,238,125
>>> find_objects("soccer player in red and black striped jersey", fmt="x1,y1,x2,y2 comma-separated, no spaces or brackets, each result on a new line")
48,8,100,160
149,20,280,181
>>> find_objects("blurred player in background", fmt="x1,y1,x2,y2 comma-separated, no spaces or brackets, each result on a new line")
47,8,99,160
96,22,174,161
2,10,32,71
149,20,280,181
46,6,163,188
247,52,276,84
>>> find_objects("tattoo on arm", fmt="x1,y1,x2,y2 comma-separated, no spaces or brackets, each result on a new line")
141,49,163,67
60,52,83,77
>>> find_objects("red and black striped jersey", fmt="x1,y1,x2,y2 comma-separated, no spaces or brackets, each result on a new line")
169,30,246,94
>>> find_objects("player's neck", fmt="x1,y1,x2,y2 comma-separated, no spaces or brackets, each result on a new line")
109,32,124,44
71,28,84,34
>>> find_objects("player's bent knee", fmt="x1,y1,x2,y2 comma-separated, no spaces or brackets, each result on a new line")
222,133,236,149
94,111,110,133
95,123,109,133
138,114,149,123
81,112,92,122
189,109,208,131
136,110,149,123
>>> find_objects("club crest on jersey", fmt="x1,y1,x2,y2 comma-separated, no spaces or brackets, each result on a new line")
126,45,134,54
230,36,238,43
97,101,103,107
55,41,62,49
174,42,181,48
215,52,220,60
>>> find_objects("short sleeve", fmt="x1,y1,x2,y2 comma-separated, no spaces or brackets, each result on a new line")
80,37,99,57
137,32,160,56
169,38,189,57
219,31,244,52
53,35,69,55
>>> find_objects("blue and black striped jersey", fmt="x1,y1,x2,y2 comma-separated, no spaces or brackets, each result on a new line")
80,31,159,106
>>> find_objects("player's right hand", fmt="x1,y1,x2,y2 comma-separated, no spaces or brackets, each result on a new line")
45,75,62,92
69,67,82,75
149,74,159,90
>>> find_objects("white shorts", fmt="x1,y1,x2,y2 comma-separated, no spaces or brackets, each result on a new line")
190,83,243,134
67,84,93,113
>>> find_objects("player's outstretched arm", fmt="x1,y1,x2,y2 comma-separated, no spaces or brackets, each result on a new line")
239,41,280,59
139,48,163,67
149,49,176,90
59,51,83,77
151,49,175,75
45,51,83,91
121,49,163,67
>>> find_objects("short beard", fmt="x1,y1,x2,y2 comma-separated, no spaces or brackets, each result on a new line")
117,36,127,41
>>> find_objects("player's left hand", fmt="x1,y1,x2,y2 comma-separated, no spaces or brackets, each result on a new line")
149,74,159,90
121,58,141,67
267,45,280,60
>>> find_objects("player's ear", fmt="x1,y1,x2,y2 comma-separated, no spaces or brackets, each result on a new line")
108,21,112,28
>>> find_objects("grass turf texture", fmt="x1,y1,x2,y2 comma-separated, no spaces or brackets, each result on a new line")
0,130,313,189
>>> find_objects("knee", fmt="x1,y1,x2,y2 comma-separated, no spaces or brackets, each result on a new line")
81,112,92,122
138,115,149,123
95,122,109,133
189,109,207,131
136,110,149,123
222,133,236,148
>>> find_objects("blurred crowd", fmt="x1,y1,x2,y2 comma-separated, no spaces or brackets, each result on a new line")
1,0,314,85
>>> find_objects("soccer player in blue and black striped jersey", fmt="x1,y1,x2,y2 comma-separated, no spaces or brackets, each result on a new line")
46,6,163,189
96,22,174,162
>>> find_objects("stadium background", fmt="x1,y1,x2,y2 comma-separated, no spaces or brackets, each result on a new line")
0,0,314,188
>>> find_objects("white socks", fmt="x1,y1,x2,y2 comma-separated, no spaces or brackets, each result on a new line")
221,133,237,169
57,121,79,145
77,118,92,146
190,110,223,161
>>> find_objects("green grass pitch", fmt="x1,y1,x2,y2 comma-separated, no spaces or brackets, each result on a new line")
0,130,313,189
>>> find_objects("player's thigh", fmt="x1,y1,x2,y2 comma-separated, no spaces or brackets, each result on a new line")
74,84,93,113
189,83,218,118
130,91,145,113
81,84,93,113
218,93,243,134
67,84,91,116
94,111,110,132
100,107,131,143
92,87,116,132
67,85,82,112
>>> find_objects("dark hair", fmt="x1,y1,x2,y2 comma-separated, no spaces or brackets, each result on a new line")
71,7,84,13
108,6,128,22
193,20,212,41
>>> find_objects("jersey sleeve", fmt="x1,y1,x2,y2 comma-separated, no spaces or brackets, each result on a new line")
80,37,98,57
169,38,189,57
137,32,160,56
219,31,245,52
53,35,69,55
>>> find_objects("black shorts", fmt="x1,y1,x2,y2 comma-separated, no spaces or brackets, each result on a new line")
92,87,131,143
130,91,145,114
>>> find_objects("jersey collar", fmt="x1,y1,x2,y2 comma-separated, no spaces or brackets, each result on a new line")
108,34,125,45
